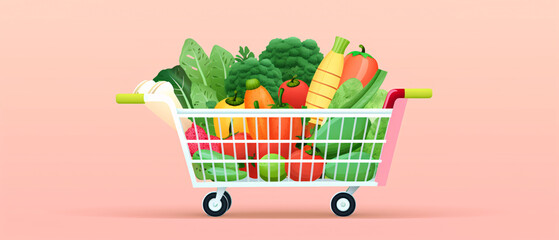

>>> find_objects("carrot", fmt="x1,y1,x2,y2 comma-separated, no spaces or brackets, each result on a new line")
245,79,274,140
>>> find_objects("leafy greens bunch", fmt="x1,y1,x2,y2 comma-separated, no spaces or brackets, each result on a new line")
224,46,283,103
154,38,235,109
153,39,235,134
259,37,323,86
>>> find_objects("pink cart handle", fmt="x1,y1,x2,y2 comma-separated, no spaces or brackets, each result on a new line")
376,88,432,186
383,88,432,108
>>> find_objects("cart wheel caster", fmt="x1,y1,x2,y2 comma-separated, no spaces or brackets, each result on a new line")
223,191,232,210
203,192,229,217
331,192,356,217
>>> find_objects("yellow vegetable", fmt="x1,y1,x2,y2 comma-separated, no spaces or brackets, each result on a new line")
213,91,249,138
305,36,350,125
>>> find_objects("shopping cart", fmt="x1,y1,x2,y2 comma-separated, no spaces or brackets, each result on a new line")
115,88,431,217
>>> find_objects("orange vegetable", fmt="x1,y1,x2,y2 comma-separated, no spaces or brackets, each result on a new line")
244,78,274,140
339,44,378,87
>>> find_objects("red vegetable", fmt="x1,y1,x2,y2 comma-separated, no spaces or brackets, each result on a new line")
222,132,257,177
278,75,309,108
222,133,255,160
267,88,304,157
285,146,324,181
185,124,222,156
338,44,378,87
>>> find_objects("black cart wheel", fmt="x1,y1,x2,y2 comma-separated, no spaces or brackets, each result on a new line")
331,192,356,217
223,191,232,210
202,192,229,217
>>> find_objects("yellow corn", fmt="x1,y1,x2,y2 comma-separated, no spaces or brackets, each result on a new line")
306,36,350,125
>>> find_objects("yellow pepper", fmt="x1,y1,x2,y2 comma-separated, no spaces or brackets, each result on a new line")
213,91,249,138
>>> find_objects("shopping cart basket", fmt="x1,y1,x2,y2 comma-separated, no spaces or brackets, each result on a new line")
116,88,431,216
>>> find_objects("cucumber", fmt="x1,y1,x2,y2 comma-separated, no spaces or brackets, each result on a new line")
205,167,247,181
315,117,370,159
193,150,240,169
324,152,378,181
192,150,242,180
314,70,387,158
339,69,384,109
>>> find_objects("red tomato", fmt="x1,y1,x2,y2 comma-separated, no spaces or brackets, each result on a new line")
222,133,258,178
278,77,309,109
285,147,324,181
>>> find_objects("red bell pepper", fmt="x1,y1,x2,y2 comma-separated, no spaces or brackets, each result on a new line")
266,88,303,158
285,145,324,181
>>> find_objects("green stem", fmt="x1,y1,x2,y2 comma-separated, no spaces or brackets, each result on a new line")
278,88,285,105
286,75,300,88
246,79,261,90
359,44,365,53
290,75,297,84
331,36,350,54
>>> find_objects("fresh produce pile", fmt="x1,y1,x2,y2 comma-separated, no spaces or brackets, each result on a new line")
152,36,389,182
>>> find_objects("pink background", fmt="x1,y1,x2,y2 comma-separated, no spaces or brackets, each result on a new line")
1,0,558,239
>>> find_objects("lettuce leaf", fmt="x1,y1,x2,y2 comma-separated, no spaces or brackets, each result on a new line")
329,78,363,108
180,38,211,86
191,82,217,109
208,45,234,100
179,39,219,107
179,38,234,107
153,65,192,109
361,89,389,158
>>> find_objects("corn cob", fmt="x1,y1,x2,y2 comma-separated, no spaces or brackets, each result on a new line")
305,36,350,125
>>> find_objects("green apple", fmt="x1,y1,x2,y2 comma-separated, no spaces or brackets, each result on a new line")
259,154,287,182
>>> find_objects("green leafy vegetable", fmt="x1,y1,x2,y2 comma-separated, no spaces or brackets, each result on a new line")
208,45,234,100
179,38,233,108
329,78,363,109
259,37,324,86
361,89,389,158
363,89,388,109
235,46,255,62
153,39,235,135
225,47,283,102
180,38,212,86
153,65,192,109
191,82,217,109
361,117,389,159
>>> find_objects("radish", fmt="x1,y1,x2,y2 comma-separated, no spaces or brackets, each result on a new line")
185,124,222,156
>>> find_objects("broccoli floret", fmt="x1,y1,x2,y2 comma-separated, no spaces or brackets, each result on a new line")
259,37,324,86
225,57,283,103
